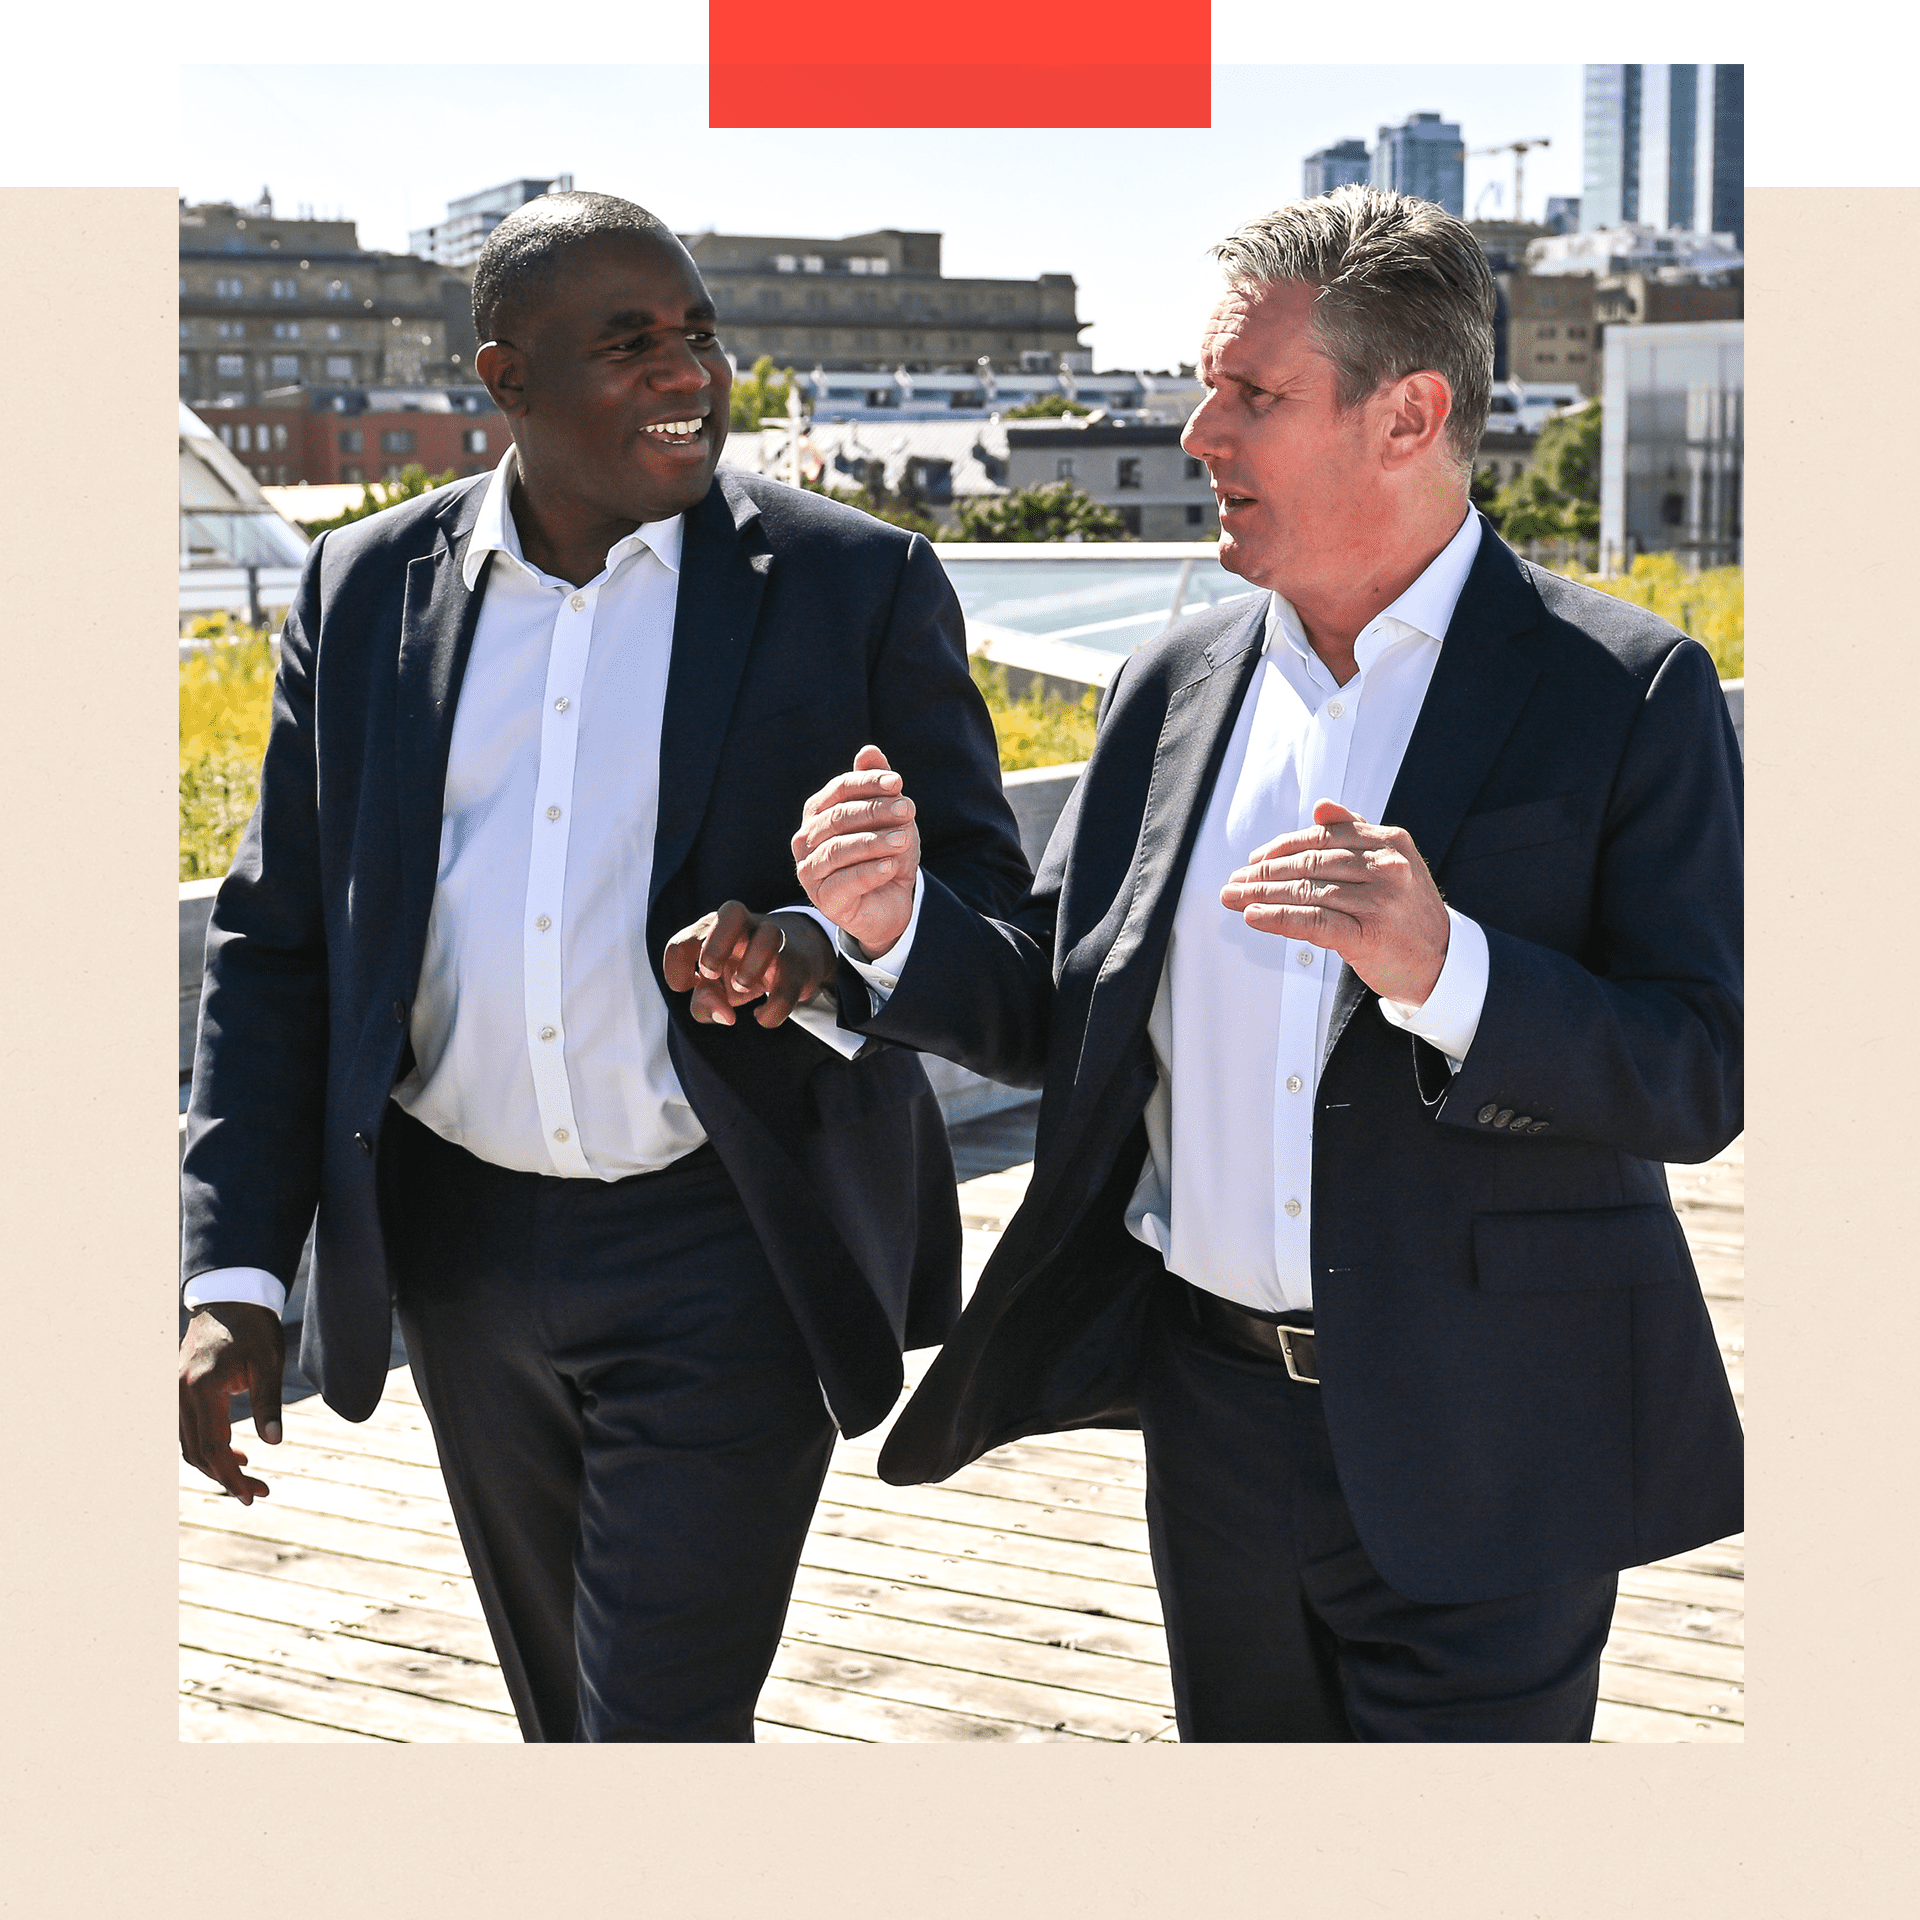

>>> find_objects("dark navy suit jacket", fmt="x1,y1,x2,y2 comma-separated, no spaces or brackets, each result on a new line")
180,468,1029,1435
857,520,1744,1605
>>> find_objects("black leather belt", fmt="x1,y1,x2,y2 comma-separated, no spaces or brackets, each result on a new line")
1184,1283,1319,1384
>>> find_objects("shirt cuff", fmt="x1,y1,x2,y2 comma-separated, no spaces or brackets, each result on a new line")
787,1001,865,1059
1378,908,1489,1072
182,1266,288,1315
790,869,925,1012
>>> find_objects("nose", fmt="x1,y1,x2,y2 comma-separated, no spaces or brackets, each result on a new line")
652,337,714,391
1181,389,1224,466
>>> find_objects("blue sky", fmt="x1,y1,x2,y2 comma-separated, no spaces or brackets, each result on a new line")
180,64,1590,373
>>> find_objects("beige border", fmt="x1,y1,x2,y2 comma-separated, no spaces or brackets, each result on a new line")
7,180,1906,1913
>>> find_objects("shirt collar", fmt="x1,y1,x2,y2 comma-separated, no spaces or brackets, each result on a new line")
460,442,685,589
1263,506,1482,678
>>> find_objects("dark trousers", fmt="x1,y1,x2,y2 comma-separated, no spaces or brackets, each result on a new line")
1135,1273,1617,1742
382,1106,836,1742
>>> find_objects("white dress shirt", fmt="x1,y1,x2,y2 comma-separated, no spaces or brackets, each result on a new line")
852,508,1491,1319
186,447,857,1313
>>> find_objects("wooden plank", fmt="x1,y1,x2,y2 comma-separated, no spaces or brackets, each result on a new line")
781,1594,1173,1708
1598,1657,1743,1725
179,1524,488,1619
180,1562,499,1665
181,1602,515,1718
180,1487,479,1581
819,1465,1153,1555
1609,1590,1744,1650
806,1499,1158,1593
179,1692,392,1743
753,1674,1079,1744
179,1647,518,1744
767,1640,1171,1741
1591,1697,1743,1744
1600,1624,1746,1686
1616,1563,1746,1613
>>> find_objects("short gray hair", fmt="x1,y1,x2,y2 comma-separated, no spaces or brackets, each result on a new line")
1210,186,1496,472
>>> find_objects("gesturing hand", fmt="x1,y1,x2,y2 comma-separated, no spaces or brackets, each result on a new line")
662,903,836,1027
791,744,919,961
179,1301,286,1505
1220,798,1451,1007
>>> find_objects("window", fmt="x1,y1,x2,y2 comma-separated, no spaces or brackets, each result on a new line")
271,425,289,451
325,323,344,340
1185,504,1205,526
270,355,300,378
1119,507,1142,537
179,320,191,339
272,322,301,339
849,257,868,275
774,255,797,273
214,277,244,299
462,428,488,454
216,354,245,377
868,257,889,275
1184,456,1204,479
341,463,365,482
178,353,189,377
1566,326,1587,339
1538,291,1557,311
236,424,252,451
216,321,244,339
1116,457,1143,490
907,458,952,504
802,255,823,273
383,464,405,481
1536,326,1557,340
325,356,354,379
270,278,298,299
325,279,352,301
1056,456,1076,480
1660,492,1685,526
381,429,417,455
340,429,364,453
216,425,234,447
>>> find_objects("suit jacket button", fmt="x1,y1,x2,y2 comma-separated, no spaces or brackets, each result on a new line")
1530,1121,1549,1134
1493,1109,1514,1128
1511,1114,1533,1130
354,1131,373,1155
1477,1103,1498,1124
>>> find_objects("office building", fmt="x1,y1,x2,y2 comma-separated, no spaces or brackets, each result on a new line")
1303,140,1371,198
408,176,575,268
682,227,1087,373
1583,66,1743,248
1599,319,1743,570
180,198,477,409
1370,113,1465,217
1544,195,1581,234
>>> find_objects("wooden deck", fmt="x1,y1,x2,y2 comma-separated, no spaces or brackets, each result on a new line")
180,1120,1744,1743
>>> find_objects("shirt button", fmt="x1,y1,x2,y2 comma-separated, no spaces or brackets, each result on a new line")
546,805,562,821
1327,701,1344,718
554,696,570,712
535,915,551,931
553,1128,569,1143
1285,1074,1303,1094
1283,1198,1302,1218
539,1026,557,1042
569,593,585,611
1296,947,1315,967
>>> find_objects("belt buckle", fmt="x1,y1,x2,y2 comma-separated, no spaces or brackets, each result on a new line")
1274,1325,1319,1387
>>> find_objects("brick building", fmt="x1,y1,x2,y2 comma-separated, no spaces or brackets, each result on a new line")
198,388,501,489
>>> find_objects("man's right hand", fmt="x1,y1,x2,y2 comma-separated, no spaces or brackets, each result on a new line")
792,744,920,959
179,1302,286,1505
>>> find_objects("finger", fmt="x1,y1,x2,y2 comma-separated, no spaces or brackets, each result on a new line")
1238,901,1359,946
250,1351,284,1449
688,976,739,1025
852,743,892,773
795,794,917,855
1244,822,1371,865
801,835,914,889
661,916,717,992
801,764,905,824
696,900,754,981
187,1390,267,1502
814,857,907,918
1312,798,1366,828
731,920,787,998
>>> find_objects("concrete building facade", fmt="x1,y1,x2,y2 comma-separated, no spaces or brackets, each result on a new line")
682,227,1088,373
1371,113,1465,216
1583,65,1743,248
180,199,477,410
1003,420,1218,541
408,176,574,268
1304,140,1372,198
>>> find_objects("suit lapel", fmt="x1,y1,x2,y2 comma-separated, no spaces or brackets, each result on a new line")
649,473,770,907
394,482,492,954
1065,601,1267,1114
1324,517,1546,1064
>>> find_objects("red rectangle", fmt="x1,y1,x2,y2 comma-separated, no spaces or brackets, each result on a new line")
710,61,1210,129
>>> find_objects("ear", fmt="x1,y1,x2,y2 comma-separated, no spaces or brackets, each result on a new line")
475,340,527,419
1380,369,1453,471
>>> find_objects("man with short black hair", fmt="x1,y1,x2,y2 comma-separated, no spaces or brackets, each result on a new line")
177,192,1028,1741
789,186,1744,1741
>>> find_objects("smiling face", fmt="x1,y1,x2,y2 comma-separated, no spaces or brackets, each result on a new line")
1181,278,1394,601
486,228,732,527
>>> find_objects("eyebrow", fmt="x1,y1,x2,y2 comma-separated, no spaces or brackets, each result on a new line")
598,302,717,335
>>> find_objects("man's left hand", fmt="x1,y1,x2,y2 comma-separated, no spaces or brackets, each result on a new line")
662,905,836,1027
1220,799,1450,1007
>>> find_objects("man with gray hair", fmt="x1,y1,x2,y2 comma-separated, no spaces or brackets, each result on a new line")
786,185,1744,1740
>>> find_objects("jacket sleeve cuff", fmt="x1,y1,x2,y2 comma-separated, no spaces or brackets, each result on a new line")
1378,908,1489,1072
182,1266,288,1315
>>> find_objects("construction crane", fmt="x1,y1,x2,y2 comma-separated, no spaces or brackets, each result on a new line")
1467,138,1550,224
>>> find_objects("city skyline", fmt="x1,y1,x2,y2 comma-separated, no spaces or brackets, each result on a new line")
180,64,1589,372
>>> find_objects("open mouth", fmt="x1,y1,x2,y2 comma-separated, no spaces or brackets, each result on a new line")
1218,493,1256,512
643,417,708,446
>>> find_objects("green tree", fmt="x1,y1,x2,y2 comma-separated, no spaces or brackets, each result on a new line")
296,463,459,535
731,354,802,431
800,472,941,538
1002,393,1090,420
950,480,1130,542
1469,464,1505,529
1493,400,1601,543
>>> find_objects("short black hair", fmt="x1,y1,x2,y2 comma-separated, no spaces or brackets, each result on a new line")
471,191,675,342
